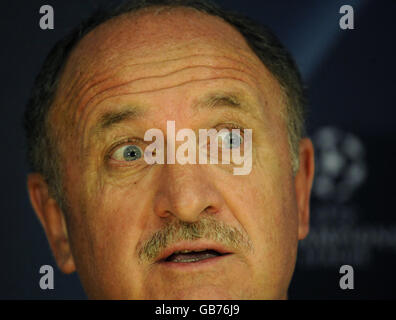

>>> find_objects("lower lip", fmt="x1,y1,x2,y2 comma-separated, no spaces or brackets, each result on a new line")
156,253,232,270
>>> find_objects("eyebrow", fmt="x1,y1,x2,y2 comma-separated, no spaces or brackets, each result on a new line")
96,107,143,131
193,92,256,117
195,92,241,109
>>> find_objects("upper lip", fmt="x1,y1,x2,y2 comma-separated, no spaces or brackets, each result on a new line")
155,240,233,263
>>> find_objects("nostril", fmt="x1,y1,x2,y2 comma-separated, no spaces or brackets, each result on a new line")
203,206,218,214
157,210,172,219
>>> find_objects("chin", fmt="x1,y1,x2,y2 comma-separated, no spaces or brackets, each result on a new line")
151,286,237,300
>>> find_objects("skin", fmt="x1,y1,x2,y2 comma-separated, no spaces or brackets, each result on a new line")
27,7,315,299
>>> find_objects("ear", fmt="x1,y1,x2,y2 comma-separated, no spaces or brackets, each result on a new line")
294,138,315,240
27,173,76,274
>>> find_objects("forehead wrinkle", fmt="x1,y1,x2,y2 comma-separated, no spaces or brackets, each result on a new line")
78,75,256,138
69,52,262,124
77,65,254,120
58,21,275,159
58,5,268,124
72,64,261,143
60,27,266,130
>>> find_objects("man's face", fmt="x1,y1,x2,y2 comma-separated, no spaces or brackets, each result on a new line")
44,8,312,299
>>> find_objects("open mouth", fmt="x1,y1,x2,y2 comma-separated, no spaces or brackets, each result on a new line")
162,249,229,263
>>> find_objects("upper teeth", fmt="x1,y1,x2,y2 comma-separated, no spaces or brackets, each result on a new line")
174,249,207,254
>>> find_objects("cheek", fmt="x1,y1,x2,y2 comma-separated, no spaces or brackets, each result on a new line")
228,171,298,254
66,174,153,298
222,156,298,296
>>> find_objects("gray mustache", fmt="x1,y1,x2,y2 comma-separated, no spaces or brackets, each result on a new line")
137,216,253,263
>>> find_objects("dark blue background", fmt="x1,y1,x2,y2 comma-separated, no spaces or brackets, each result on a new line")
0,0,395,299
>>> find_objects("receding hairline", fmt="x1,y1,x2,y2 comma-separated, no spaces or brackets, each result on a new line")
62,4,256,73
51,4,274,134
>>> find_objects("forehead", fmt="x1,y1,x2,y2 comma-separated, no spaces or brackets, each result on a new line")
52,6,284,135
67,7,254,67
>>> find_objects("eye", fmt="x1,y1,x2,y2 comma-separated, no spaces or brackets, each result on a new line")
217,131,243,149
111,144,143,162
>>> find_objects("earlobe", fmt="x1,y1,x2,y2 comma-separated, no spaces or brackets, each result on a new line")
27,173,76,274
294,138,315,240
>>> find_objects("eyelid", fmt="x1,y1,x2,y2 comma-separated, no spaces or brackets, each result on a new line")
215,123,245,140
216,123,244,131
196,124,244,155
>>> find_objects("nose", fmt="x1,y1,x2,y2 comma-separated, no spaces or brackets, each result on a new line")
153,164,224,222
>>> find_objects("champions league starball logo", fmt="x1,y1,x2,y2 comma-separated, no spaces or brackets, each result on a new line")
312,126,367,203
298,126,396,268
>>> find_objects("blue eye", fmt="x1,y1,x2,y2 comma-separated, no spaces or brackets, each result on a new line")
218,131,243,149
112,145,143,161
